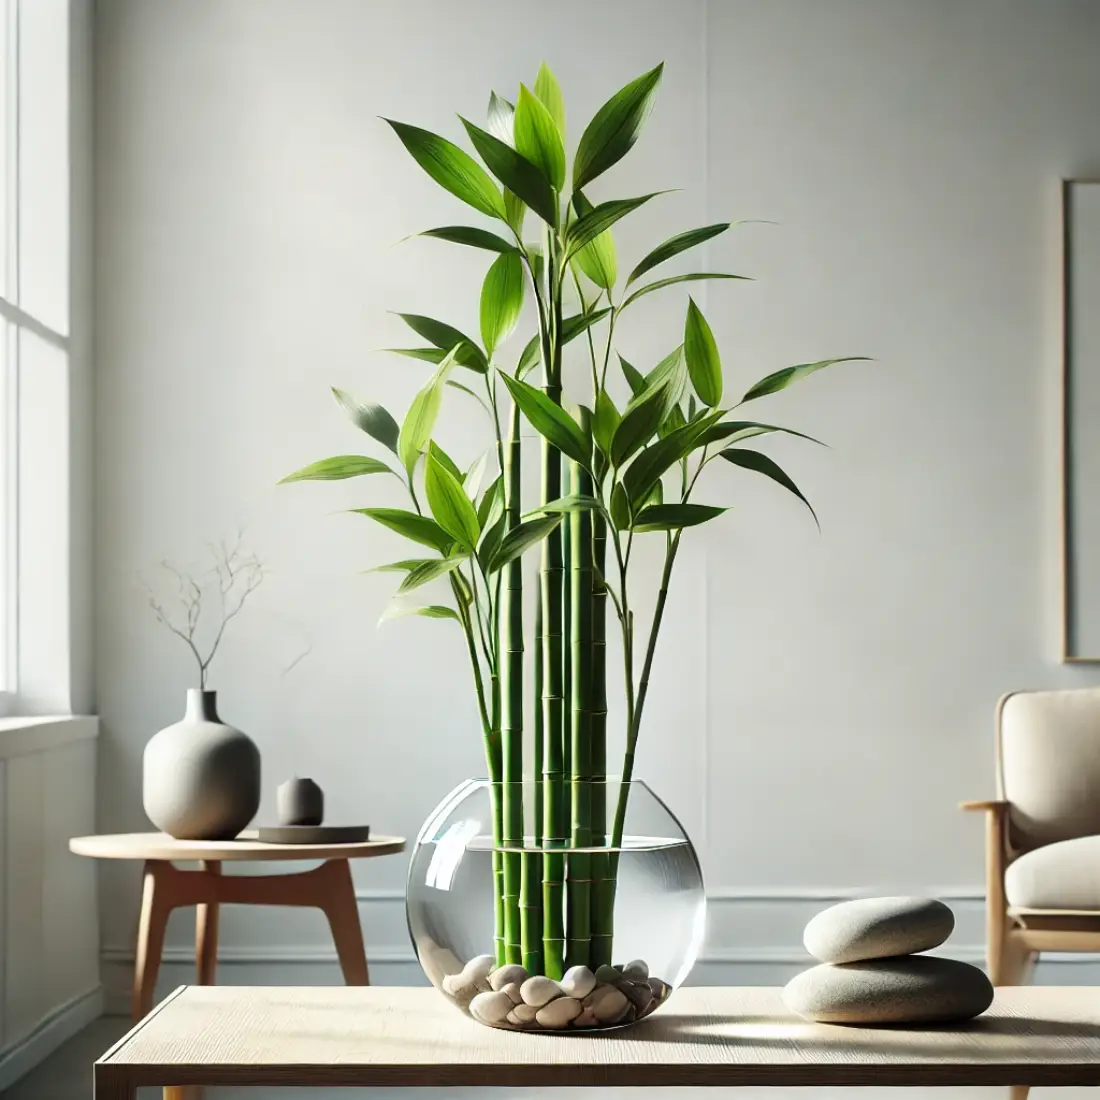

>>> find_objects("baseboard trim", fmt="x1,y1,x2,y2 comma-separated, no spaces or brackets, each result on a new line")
0,985,104,1091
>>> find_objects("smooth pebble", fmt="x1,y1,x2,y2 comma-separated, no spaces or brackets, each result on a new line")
469,990,515,1025
590,986,629,1022
783,956,993,1025
621,959,649,981
536,996,583,1028
520,975,563,1007
489,964,529,991
572,1007,598,1028
511,1002,538,1023
560,965,597,999
648,977,670,1001
621,981,654,1013
594,965,620,985
500,982,523,1004
804,897,954,965
462,954,496,982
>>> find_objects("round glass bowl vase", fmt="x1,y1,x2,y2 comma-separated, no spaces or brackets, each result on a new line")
406,778,705,1032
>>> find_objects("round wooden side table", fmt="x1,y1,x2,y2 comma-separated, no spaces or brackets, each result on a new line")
70,831,406,1021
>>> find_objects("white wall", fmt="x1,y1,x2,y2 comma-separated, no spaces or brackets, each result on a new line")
94,0,1100,1005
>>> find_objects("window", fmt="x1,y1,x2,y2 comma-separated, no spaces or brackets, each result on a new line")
0,0,75,707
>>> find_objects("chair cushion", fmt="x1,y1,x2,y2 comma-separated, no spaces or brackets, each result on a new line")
1000,688,1100,848
1005,835,1100,910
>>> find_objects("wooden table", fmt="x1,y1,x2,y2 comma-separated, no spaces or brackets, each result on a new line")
94,984,1100,1097
70,832,405,1020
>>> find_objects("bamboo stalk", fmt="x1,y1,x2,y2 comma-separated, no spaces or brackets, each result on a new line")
589,511,612,967
500,404,524,966
561,463,574,834
566,449,594,970
525,588,545,975
539,231,566,980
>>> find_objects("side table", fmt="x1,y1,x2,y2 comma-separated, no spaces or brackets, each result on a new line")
70,831,405,1020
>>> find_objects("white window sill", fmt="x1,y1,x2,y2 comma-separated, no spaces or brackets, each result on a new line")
0,714,97,758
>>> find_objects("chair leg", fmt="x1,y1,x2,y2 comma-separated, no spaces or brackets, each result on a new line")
195,861,221,985
1009,1086,1030,1100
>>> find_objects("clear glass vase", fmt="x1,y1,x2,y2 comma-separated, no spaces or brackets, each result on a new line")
406,778,705,1032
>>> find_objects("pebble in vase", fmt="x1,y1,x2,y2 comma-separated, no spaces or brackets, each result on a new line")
277,776,324,826
144,689,261,840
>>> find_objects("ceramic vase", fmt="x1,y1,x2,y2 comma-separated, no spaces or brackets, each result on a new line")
277,776,324,826
143,689,261,840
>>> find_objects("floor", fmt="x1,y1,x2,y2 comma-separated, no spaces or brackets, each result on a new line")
6,1017,1100,1099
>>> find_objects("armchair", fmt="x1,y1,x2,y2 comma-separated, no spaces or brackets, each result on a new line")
963,688,1100,1100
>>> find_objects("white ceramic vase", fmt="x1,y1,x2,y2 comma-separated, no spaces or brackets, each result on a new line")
143,689,261,840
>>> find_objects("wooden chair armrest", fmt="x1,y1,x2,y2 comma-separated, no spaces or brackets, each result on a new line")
959,799,1009,812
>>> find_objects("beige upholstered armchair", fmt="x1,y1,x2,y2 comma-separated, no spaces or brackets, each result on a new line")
963,688,1100,985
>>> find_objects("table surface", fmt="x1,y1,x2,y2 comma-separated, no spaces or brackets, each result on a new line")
69,831,406,862
95,985,1100,1090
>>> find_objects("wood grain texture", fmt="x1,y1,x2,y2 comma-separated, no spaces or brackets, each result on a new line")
96,985,1100,1090
69,831,405,862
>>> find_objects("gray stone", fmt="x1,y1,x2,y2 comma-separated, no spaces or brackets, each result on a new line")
469,990,514,1025
276,776,324,826
804,896,955,964
782,956,994,1025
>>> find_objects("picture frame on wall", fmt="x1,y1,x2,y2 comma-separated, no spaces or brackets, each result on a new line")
1061,178,1100,661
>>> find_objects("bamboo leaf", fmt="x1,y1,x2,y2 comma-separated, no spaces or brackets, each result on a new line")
383,119,505,220
632,502,727,531
379,602,459,625
610,347,685,466
464,451,488,497
564,193,662,259
487,514,562,573
352,507,454,553
684,296,723,406
486,92,515,144
500,374,590,465
279,455,394,484
476,511,507,571
526,494,607,518
533,62,566,138
621,411,723,506
460,117,558,226
719,448,818,527
514,84,565,191
741,357,871,403
412,226,517,253
427,441,463,483
479,251,525,357
477,474,504,530
395,314,487,373
702,420,826,448
621,271,749,312
571,191,617,290
516,308,611,379
365,559,432,574
397,555,469,594
447,379,492,416
626,223,730,285
331,389,400,454
425,442,481,551
610,481,631,530
396,352,456,478
658,401,687,440
593,389,621,456
504,189,526,236
573,63,663,191
618,354,646,395
383,347,449,365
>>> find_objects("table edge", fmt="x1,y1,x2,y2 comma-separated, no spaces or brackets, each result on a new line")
70,835,406,861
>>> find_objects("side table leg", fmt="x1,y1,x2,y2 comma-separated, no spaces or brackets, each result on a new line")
196,860,221,985
133,861,171,1021
319,860,370,985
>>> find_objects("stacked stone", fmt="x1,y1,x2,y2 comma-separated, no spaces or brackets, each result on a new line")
782,897,994,1025
440,956,669,1030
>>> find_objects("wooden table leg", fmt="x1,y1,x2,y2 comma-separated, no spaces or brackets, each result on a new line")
196,861,221,985
133,861,171,1021
318,859,370,985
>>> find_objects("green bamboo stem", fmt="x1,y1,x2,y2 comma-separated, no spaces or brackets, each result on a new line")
566,451,594,970
589,511,612,967
526,594,545,975
539,231,566,980
561,463,574,834
500,405,524,965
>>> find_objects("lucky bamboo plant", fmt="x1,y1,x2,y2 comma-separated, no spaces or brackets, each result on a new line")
283,63,863,979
